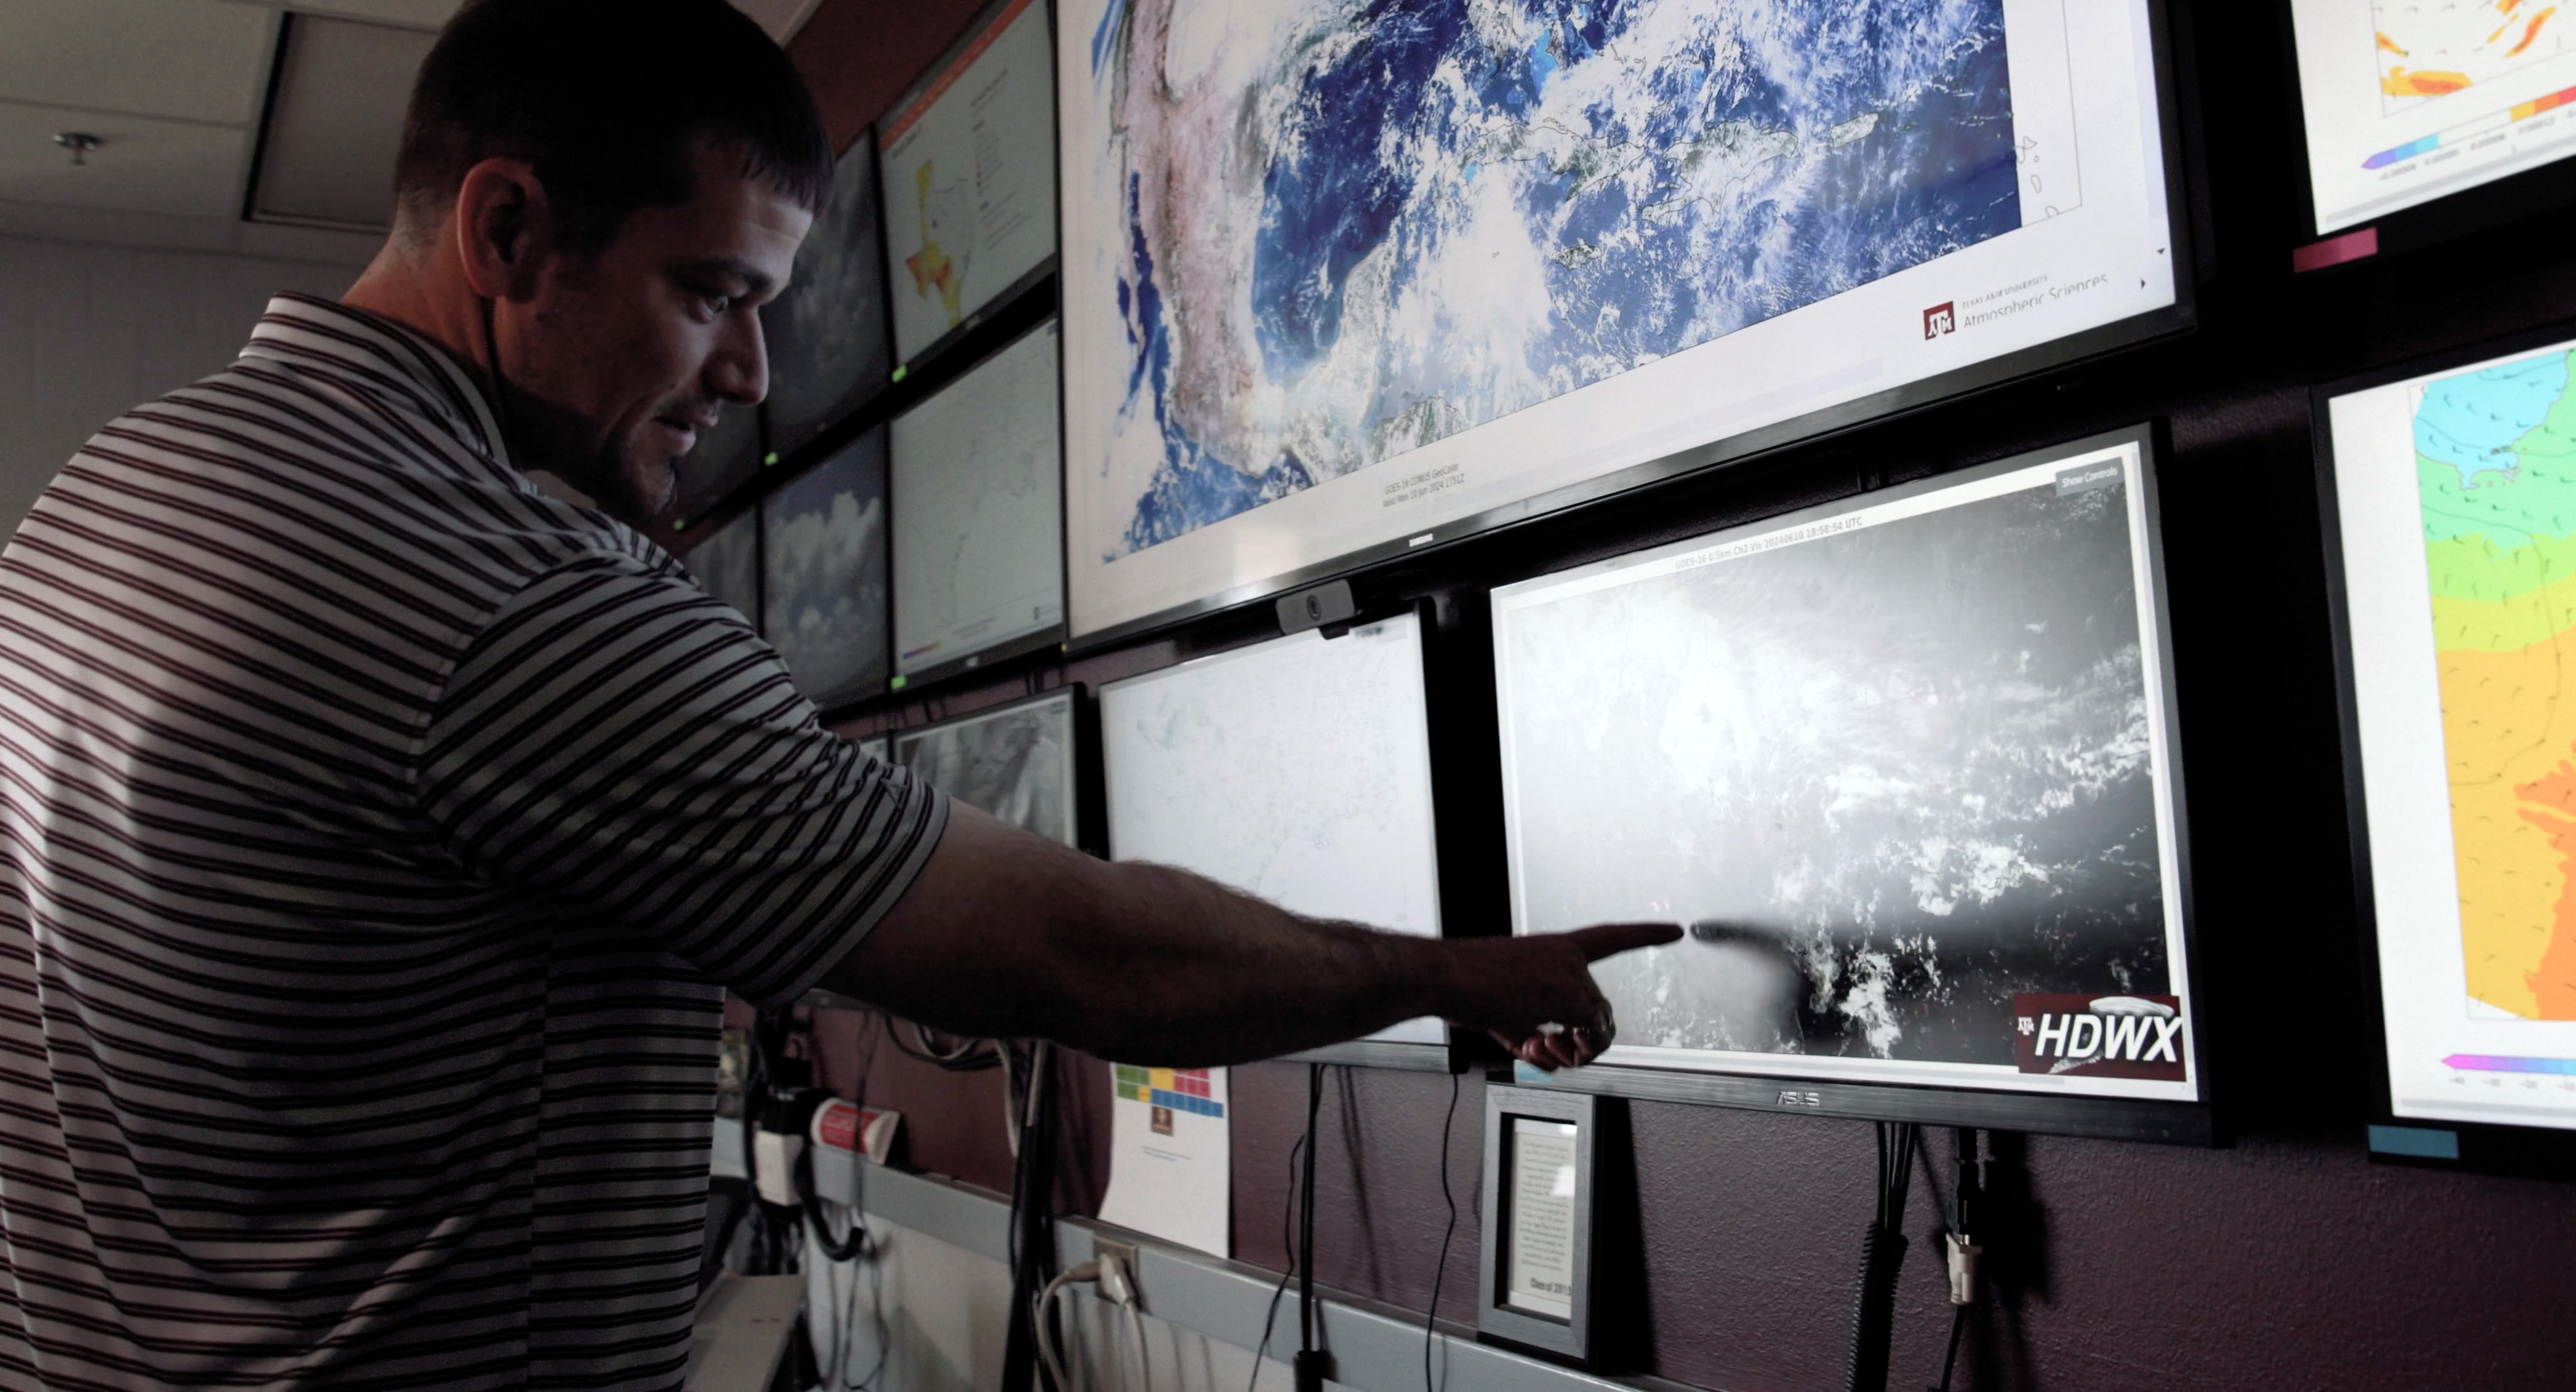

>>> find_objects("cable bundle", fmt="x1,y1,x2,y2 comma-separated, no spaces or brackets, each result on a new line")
1843,1121,1919,1392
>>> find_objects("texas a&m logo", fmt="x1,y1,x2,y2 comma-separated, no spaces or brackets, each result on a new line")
2012,994,2187,1081
1923,302,1956,339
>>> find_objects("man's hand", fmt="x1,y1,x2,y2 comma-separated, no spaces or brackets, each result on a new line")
1439,924,1682,1071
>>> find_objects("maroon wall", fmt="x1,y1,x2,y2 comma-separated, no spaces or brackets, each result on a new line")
749,1,2576,1387
788,0,992,155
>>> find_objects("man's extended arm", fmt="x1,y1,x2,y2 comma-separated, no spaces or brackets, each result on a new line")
824,804,1678,1068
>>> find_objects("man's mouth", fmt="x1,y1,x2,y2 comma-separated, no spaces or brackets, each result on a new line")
654,411,718,456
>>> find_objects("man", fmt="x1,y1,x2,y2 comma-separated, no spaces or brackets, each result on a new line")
0,1,1674,1386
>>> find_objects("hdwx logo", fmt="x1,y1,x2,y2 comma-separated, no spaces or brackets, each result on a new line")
1923,302,1957,339
2011,993,2187,1082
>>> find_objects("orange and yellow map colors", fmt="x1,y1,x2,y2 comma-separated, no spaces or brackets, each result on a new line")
2417,349,2576,1018
2379,0,2567,104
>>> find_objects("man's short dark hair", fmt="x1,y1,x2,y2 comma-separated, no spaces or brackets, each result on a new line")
396,0,835,249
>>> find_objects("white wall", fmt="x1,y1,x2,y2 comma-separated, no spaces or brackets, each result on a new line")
0,235,358,538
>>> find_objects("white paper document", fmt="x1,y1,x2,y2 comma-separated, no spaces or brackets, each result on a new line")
1097,1063,1230,1257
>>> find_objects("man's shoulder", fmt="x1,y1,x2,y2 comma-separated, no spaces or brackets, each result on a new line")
18,354,684,649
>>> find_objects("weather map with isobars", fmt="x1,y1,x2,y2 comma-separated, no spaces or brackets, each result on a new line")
2414,348,2576,1020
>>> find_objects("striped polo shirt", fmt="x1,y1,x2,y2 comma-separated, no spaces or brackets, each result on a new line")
0,295,946,1389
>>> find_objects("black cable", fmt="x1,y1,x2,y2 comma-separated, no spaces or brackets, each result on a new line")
1422,1071,1461,1392
1248,1127,1309,1392
887,1021,1003,1072
1299,1064,1323,1357
1933,1305,1968,1392
1845,1122,1918,1392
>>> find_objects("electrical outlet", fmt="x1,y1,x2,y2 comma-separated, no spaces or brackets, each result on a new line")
1092,1237,1140,1295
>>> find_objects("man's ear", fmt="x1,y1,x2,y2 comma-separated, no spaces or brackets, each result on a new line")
453,158,554,302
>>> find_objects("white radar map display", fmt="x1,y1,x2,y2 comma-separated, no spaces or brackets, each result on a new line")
1492,436,2199,1102
1102,615,1444,1046
879,0,1058,365
892,321,1065,678
895,690,1080,849
1059,0,2184,639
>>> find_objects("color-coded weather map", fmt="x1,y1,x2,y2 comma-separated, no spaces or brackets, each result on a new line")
2380,0,2569,105
2414,346,2576,1020
1113,1065,1224,1117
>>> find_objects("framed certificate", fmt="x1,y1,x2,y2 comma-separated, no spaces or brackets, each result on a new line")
1477,1085,1598,1362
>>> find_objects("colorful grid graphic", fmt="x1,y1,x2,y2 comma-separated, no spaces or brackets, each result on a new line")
1113,1064,1225,1117
2444,1054,2576,1076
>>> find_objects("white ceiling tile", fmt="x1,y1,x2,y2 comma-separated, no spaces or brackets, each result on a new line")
208,0,459,28
250,15,435,229
0,0,276,126
0,102,250,218
729,0,827,43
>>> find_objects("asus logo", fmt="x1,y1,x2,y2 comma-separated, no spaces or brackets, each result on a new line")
1776,1090,1823,1108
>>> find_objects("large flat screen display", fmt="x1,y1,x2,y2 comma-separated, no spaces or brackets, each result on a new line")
879,0,1058,368
894,689,1082,849
891,319,1065,685
1101,614,1445,1051
1058,0,2189,643
1492,429,2204,1135
2290,0,2576,238
764,131,892,461
2322,331,2576,1156
762,427,891,707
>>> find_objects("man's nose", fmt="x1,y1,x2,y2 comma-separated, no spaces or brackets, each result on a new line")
711,311,769,407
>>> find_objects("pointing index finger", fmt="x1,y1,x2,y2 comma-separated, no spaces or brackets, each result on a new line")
1568,922,1684,961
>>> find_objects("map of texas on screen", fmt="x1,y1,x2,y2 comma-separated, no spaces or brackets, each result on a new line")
2330,338,2576,1132
1058,0,2182,639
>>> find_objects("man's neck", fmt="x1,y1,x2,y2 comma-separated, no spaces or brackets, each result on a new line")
342,230,496,398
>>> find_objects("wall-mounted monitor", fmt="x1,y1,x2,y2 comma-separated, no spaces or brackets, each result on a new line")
2287,0,2576,263
891,319,1065,687
1057,0,2194,644
674,397,763,519
878,0,1058,369
1101,613,1448,1066
2320,326,2576,1177
764,130,892,461
894,688,1086,851
685,507,760,630
762,426,891,707
1491,428,2207,1142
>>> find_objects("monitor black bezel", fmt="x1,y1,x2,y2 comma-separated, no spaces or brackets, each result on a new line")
887,683,1101,858
887,316,1072,693
2276,1,2576,270
1487,423,2217,1146
1057,0,2201,651
2314,319,2576,1181
1097,603,1460,1073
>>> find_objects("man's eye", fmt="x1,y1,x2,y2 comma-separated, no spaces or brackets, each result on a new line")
702,292,735,317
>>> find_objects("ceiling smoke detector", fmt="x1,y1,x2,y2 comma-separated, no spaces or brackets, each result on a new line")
53,133,103,167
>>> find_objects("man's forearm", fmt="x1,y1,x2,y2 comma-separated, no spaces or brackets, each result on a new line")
832,808,1452,1063
832,804,1666,1068
1028,858,1453,1064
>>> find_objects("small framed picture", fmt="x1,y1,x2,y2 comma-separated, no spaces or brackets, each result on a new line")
1476,1085,1598,1362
